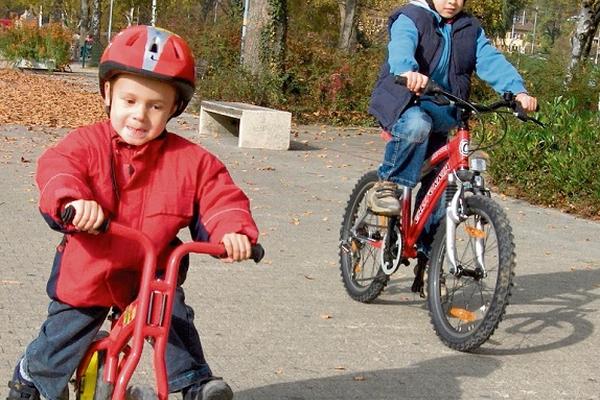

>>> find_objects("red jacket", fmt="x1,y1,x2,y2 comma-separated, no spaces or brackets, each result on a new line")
36,120,259,309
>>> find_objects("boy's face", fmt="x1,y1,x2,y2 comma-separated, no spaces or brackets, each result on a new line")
432,0,464,18
104,74,177,146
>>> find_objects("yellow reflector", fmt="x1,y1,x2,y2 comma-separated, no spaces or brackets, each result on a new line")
464,225,486,239
449,307,476,322
79,352,99,400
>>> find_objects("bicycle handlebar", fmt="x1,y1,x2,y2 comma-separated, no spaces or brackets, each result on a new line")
394,75,543,127
60,205,265,263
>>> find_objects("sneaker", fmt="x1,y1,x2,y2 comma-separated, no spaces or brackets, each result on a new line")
367,181,401,216
7,361,40,400
183,378,233,400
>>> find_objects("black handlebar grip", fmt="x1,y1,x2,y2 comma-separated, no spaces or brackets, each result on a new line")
61,205,110,233
251,244,265,264
61,205,76,224
395,75,408,86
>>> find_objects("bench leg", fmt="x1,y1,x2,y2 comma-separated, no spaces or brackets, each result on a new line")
199,109,239,138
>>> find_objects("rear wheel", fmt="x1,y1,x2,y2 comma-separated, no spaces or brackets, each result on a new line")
427,195,515,351
339,171,390,302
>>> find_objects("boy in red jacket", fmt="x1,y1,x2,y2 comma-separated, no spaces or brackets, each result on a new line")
8,26,258,400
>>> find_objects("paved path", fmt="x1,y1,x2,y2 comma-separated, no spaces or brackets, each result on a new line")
1,114,599,400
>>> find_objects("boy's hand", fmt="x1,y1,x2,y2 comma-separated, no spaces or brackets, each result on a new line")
515,93,538,113
401,71,429,96
221,233,252,263
64,200,105,234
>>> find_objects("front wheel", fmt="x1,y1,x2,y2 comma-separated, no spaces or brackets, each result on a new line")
427,195,515,352
77,348,112,400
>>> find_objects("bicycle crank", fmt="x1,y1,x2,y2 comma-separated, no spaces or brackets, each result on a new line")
380,217,403,275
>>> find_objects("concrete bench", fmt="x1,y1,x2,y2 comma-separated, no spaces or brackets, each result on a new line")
198,100,291,150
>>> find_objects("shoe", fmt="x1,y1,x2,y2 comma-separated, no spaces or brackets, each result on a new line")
367,181,401,216
7,361,40,400
183,378,233,400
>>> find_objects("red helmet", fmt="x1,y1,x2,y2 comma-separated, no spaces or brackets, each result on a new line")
99,25,196,117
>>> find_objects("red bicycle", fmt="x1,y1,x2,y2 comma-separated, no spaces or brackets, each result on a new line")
60,207,264,400
339,78,542,351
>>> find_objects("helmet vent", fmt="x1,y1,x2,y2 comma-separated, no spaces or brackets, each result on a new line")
125,32,141,46
150,43,158,53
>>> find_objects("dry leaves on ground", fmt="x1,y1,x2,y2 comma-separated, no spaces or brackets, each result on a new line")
0,69,105,128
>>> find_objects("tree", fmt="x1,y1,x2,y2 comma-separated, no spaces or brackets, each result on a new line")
338,0,358,52
569,0,600,70
241,0,287,78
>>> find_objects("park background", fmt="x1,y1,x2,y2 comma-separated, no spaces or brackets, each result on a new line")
0,0,599,219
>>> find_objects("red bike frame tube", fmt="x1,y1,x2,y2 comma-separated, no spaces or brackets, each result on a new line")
401,128,471,258
75,222,228,400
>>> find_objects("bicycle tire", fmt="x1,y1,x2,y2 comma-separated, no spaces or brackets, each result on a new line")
339,170,389,302
77,347,113,400
427,195,515,352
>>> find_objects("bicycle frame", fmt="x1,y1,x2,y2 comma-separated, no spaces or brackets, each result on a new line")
380,126,470,261
74,223,231,400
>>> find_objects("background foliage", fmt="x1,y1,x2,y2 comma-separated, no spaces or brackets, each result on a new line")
0,0,599,218
0,22,72,69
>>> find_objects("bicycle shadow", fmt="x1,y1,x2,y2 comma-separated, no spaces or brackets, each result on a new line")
372,268,600,356
235,354,501,400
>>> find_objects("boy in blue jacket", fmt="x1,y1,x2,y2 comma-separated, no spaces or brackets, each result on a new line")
367,0,537,286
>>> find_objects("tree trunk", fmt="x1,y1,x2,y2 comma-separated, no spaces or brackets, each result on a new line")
79,0,89,61
241,0,287,78
88,0,102,66
337,0,358,52
569,0,600,71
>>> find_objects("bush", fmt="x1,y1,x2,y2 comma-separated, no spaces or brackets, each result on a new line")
484,96,600,218
0,22,73,70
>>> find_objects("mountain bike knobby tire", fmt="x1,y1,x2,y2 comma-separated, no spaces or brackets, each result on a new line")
427,195,515,352
339,170,390,302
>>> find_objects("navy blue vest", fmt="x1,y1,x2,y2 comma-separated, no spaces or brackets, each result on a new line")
368,4,481,130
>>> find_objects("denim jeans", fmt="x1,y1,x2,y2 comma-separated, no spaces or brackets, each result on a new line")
378,105,457,256
21,275,211,400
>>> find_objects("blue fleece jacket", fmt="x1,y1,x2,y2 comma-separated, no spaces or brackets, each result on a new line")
388,3,527,128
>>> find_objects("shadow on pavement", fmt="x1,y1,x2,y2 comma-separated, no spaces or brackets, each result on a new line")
342,268,600,357
236,354,501,400
289,139,321,151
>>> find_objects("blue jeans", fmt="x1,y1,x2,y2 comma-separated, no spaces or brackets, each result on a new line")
378,105,456,256
20,267,211,400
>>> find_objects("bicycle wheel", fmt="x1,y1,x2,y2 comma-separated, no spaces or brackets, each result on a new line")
427,195,515,351
77,347,113,400
339,170,390,302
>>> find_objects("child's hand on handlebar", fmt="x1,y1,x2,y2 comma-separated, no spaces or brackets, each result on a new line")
220,233,252,263
515,93,538,112
401,71,429,96
64,200,105,234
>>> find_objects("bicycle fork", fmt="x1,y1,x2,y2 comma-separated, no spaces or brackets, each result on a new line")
445,174,486,276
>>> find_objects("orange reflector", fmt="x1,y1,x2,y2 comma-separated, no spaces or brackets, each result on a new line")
354,263,362,274
448,307,476,322
464,225,486,239
378,215,388,227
